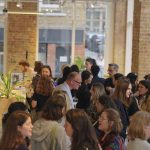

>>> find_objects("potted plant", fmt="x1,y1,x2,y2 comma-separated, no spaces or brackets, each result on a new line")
0,72,25,125
74,56,85,71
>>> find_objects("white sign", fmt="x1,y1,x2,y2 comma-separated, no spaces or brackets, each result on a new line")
60,56,67,62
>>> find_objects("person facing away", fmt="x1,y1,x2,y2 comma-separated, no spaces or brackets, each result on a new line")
55,71,81,109
31,94,71,150
91,65,105,85
32,61,43,92
2,102,28,131
19,60,35,109
76,70,92,111
31,75,54,113
127,111,150,150
19,60,35,82
0,111,33,150
64,108,102,150
57,66,72,85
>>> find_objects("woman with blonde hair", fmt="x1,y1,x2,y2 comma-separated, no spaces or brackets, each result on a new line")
90,83,106,103
140,95,150,113
127,111,150,150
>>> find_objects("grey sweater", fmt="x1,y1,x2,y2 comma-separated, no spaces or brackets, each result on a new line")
31,119,71,150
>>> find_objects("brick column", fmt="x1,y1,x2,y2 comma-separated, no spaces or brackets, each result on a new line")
6,2,37,71
132,0,150,80
47,44,56,77
113,0,127,73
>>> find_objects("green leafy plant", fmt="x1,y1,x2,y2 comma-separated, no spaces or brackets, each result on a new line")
74,56,85,71
0,72,24,100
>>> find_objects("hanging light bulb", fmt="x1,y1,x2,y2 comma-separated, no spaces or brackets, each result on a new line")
90,3,94,8
16,0,22,9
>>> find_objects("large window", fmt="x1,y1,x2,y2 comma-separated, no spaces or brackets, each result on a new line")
85,3,106,77
38,1,107,77
38,28,84,77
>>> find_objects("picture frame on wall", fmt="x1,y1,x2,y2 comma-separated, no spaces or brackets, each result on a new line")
11,72,23,85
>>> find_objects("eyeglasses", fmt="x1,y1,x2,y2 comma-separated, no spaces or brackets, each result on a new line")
72,80,81,85
99,116,108,121
145,124,150,127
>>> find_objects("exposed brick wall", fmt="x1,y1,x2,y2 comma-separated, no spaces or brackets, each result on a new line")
6,2,37,72
75,44,85,59
47,44,56,77
38,1,86,29
113,0,127,74
46,44,84,76
132,0,150,80
132,0,141,74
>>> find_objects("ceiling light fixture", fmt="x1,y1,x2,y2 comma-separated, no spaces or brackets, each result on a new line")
16,0,22,9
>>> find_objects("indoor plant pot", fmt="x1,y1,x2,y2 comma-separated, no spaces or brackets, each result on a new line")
0,72,25,126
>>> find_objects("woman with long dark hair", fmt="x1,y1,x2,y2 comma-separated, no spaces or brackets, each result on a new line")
0,111,33,150
112,77,132,139
128,80,150,116
65,109,102,150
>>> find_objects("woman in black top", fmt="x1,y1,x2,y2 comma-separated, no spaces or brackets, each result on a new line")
76,70,92,111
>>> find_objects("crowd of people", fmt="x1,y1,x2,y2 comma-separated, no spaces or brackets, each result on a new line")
0,58,150,150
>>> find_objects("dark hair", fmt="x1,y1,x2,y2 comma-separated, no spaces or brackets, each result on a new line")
34,61,43,74
91,65,100,77
127,72,137,84
86,57,97,66
71,64,79,73
144,74,150,81
127,72,138,93
42,65,52,78
0,111,31,150
108,63,119,70
19,60,29,67
2,102,28,129
98,95,117,113
62,66,72,81
36,76,54,96
139,80,150,97
81,70,91,82
41,94,66,121
113,73,124,81
66,109,100,150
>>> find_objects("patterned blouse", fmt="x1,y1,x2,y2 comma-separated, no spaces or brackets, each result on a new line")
99,132,125,150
